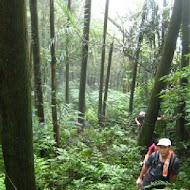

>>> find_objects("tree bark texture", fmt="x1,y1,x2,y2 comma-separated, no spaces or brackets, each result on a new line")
30,0,45,123
50,0,59,144
65,0,71,104
161,0,167,50
98,0,109,123
103,42,114,117
0,0,36,189
129,0,147,113
176,0,190,147
78,0,91,126
138,0,182,147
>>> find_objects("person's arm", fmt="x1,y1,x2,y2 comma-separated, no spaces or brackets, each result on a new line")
167,175,177,188
139,164,149,179
136,153,154,186
143,151,151,163
157,114,165,120
170,174,177,183
136,164,149,186
135,117,141,126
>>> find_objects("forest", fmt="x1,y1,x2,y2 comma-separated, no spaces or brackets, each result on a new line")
0,0,190,189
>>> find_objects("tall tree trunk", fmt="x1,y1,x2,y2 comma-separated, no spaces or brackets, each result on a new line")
41,13,46,48
78,0,91,127
176,0,190,149
129,0,147,113
50,0,59,144
29,41,33,70
103,42,114,117
30,0,45,123
138,0,182,147
0,1,36,189
161,0,167,50
65,0,71,104
98,0,109,123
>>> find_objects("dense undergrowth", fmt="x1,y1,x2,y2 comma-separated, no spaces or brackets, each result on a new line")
0,89,190,189
1,122,189,189
33,124,142,190
32,116,190,190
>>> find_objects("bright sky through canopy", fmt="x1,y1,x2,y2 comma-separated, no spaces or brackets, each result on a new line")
92,0,145,18
91,0,174,19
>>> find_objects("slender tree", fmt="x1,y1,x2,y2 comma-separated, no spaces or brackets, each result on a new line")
98,0,109,123
139,0,182,147
65,0,71,104
176,0,190,148
78,0,91,127
129,0,147,113
161,0,167,50
50,0,59,144
102,41,114,117
0,0,36,189
30,0,45,123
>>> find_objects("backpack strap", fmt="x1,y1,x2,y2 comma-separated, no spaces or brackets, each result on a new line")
169,153,176,171
156,151,159,162
155,151,159,162
151,151,159,167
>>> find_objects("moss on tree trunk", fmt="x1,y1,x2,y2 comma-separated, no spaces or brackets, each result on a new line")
0,1,36,189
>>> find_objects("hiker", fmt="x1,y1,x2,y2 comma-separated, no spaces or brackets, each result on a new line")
135,112,164,133
143,140,175,164
135,111,146,133
136,138,180,190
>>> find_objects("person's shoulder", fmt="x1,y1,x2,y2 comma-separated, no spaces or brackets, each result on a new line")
171,153,180,166
148,151,158,160
171,152,178,159
151,150,158,157
173,154,179,163
145,151,158,166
